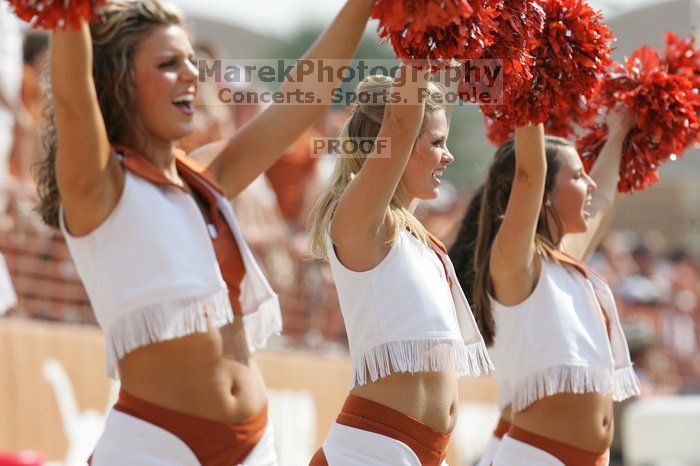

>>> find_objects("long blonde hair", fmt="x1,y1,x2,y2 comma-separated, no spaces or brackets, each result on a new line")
308,75,445,260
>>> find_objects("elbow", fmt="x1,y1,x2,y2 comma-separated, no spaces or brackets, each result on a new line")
514,165,544,187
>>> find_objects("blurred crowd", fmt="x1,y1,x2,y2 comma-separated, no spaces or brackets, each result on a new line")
1,11,699,403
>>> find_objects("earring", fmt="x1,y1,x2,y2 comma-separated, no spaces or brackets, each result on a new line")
544,199,551,207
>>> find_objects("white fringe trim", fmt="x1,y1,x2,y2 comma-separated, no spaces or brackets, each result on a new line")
350,338,494,389
242,296,283,350
511,364,641,413
612,366,642,402
105,289,233,379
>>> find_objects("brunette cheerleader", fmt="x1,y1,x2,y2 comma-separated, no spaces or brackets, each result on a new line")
34,0,376,464
450,112,640,466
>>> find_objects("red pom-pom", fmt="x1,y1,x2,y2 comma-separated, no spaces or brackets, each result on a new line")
481,0,545,89
480,0,613,139
663,33,700,144
485,112,580,146
577,123,609,173
372,0,479,67
664,33,700,87
579,46,699,192
7,0,105,30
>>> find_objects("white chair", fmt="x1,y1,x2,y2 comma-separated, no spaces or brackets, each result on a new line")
0,252,17,315
42,359,118,466
268,389,317,466
453,402,501,466
623,395,700,466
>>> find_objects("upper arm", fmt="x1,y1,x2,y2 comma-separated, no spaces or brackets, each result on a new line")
490,125,546,300
491,126,546,274
51,25,121,235
329,118,420,271
208,104,319,199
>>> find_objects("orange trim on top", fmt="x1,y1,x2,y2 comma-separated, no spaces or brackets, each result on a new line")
427,231,448,254
175,151,225,196
427,231,453,288
113,145,225,196
507,424,609,466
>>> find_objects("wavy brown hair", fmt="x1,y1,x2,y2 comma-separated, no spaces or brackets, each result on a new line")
34,0,184,227
453,136,573,346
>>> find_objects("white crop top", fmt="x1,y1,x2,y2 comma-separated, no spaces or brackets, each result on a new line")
326,229,493,389
60,151,281,379
489,254,640,413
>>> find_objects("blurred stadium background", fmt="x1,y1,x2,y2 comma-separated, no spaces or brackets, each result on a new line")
1,0,699,465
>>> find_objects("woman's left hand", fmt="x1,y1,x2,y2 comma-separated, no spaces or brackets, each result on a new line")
605,105,635,138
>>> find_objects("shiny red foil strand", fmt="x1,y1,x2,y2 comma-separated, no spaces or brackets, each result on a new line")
663,33,700,143
8,0,106,30
458,0,544,103
664,33,700,88
480,0,613,138
579,46,699,192
485,112,580,146
480,0,545,90
372,0,505,68
577,123,608,174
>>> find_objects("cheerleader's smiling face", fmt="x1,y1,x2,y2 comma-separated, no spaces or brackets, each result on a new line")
401,110,455,201
133,24,198,145
549,145,597,235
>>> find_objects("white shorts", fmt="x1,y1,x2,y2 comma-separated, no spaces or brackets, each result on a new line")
0,116,13,214
475,434,501,466
320,422,448,466
91,408,278,466
0,253,17,315
492,435,565,466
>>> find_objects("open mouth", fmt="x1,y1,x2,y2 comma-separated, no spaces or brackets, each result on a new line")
173,94,195,116
583,196,593,217
432,167,445,185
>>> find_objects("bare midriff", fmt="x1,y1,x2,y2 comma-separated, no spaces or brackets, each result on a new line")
350,368,459,435
118,318,267,424
513,392,614,453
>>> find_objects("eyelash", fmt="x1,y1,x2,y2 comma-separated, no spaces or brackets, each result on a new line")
433,139,444,146
159,58,196,68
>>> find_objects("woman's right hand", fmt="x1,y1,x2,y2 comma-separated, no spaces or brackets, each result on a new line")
384,65,430,133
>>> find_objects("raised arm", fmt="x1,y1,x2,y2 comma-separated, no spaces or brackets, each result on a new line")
204,0,376,199
331,66,429,271
490,124,546,303
562,107,633,262
52,23,121,235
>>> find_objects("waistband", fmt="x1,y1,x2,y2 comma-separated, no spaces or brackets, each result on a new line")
508,424,609,466
336,395,451,466
493,418,511,439
114,389,268,465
